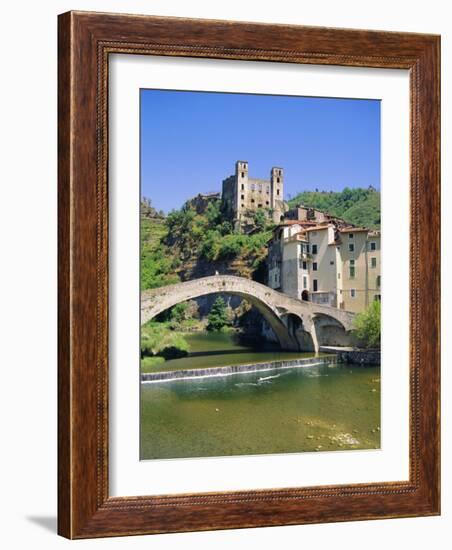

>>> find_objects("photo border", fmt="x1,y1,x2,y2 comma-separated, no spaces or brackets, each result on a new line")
58,11,440,538
110,56,409,496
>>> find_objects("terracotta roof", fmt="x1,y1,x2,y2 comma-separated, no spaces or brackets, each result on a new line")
276,220,304,227
305,224,331,232
339,227,369,233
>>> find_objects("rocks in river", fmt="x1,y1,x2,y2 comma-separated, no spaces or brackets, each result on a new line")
330,433,360,446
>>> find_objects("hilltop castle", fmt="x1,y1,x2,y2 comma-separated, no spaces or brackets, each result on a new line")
221,161,288,228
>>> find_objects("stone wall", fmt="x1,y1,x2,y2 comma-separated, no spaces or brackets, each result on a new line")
319,347,380,365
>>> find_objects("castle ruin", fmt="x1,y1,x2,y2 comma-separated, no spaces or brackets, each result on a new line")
222,161,288,229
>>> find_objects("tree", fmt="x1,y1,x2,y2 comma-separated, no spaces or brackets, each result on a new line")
205,201,222,228
253,208,267,231
170,302,189,323
353,300,381,348
207,296,230,331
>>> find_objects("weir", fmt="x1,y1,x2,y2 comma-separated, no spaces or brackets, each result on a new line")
141,354,337,383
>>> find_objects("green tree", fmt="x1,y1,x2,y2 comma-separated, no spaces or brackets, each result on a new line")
205,201,222,227
207,296,230,331
170,302,189,323
253,208,267,231
353,300,381,348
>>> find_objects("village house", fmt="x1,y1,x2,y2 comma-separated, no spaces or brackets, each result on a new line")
267,220,381,313
336,228,381,312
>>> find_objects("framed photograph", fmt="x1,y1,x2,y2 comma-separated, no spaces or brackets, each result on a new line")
58,11,440,538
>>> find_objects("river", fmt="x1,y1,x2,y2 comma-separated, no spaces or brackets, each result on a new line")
140,331,380,459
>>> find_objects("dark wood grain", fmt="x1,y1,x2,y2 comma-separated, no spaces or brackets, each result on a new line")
58,11,440,539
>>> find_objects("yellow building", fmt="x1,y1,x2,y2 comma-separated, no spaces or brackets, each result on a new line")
337,228,381,313
267,222,381,314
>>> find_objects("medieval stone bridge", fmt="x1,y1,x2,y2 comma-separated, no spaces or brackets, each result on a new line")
141,275,356,352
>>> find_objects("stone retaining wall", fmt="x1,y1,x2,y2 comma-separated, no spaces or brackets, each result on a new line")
335,349,380,365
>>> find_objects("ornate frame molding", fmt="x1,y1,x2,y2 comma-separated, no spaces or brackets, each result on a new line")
58,11,440,538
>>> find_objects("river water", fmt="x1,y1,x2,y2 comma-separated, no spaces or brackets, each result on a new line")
140,332,381,460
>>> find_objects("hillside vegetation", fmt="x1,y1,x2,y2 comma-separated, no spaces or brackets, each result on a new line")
141,187,380,292
288,187,380,229
141,200,273,290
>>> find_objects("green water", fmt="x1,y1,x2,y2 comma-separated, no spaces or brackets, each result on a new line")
140,332,381,459
154,331,323,372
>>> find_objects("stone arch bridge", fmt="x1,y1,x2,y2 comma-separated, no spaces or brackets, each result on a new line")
141,275,355,352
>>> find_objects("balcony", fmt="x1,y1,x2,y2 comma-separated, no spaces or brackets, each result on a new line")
283,234,307,244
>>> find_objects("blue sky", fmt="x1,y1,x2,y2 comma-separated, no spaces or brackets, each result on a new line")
141,89,380,213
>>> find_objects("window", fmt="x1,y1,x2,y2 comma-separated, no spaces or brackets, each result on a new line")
266,186,270,194
241,172,245,178
349,259,355,278
251,199,255,203
266,201,269,206
241,184,244,190
258,204,262,208
348,243,354,252
306,244,310,253
277,177,280,183
313,262,318,271
277,189,280,195
303,276,307,289
349,233,354,239
241,204,244,209
313,279,318,292
374,294,381,301
302,261,307,270
369,241,377,251
330,260,334,265
241,194,244,200
312,244,318,254
376,275,381,288
370,257,377,268
350,289,356,298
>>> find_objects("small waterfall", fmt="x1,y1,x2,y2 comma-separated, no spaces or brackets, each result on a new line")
141,355,337,383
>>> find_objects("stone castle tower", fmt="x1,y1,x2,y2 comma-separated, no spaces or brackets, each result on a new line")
222,161,287,229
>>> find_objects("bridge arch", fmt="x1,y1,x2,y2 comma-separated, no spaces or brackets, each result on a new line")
280,312,316,352
311,312,350,347
141,277,299,350
141,276,356,352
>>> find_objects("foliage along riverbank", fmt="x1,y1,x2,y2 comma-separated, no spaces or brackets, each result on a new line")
141,296,238,372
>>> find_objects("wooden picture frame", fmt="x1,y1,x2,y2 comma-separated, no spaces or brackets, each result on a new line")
58,11,440,538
